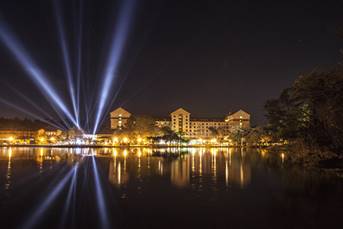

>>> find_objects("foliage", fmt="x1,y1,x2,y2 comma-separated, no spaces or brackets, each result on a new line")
116,115,162,139
244,127,272,145
265,68,343,157
149,127,188,144
208,127,226,140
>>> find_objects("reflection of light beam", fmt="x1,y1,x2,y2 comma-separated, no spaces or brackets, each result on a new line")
0,98,67,130
93,0,137,134
0,22,78,127
53,0,79,126
60,164,78,228
91,156,110,229
20,165,76,229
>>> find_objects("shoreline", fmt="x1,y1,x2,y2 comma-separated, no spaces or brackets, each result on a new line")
0,144,261,149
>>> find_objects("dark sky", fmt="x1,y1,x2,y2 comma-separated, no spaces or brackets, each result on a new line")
0,0,342,128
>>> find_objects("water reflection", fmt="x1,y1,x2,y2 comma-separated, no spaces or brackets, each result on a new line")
6,147,12,190
0,147,256,190
171,156,190,187
0,147,342,229
108,152,129,187
104,147,253,189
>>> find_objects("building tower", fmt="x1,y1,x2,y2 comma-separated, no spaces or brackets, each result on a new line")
170,108,191,135
110,107,131,130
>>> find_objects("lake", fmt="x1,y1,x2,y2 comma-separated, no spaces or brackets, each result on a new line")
0,147,342,229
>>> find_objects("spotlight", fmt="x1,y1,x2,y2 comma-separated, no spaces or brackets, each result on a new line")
0,97,66,130
92,0,137,134
53,0,79,126
6,84,68,129
0,22,78,127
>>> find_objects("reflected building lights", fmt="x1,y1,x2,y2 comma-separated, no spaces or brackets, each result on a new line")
260,149,267,157
39,148,44,173
240,148,246,188
123,149,128,158
158,159,163,176
112,148,118,158
6,147,12,190
117,162,121,185
210,148,218,186
199,151,203,176
137,149,142,169
3,147,256,208
225,157,229,188
147,155,150,169
171,157,190,188
109,156,116,185
240,163,244,188
123,149,127,172
191,152,195,174
109,149,128,186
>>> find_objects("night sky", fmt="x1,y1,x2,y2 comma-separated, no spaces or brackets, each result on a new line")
0,0,342,128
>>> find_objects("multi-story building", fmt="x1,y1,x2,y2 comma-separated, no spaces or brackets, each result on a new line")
109,107,250,138
225,109,251,130
168,108,250,138
170,108,191,134
110,107,132,130
189,118,229,138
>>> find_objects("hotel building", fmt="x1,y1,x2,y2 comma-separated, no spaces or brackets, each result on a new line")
110,107,132,130
110,107,250,138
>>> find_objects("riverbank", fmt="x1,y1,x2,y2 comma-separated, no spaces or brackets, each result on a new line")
268,143,343,170
0,144,261,149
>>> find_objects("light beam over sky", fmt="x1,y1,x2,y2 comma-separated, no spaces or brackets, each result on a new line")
0,97,67,130
5,84,69,129
0,22,78,128
93,0,137,134
53,0,79,126
75,0,83,128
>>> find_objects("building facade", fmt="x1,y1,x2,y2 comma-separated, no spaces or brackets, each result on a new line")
110,107,250,138
110,107,132,130
170,108,191,134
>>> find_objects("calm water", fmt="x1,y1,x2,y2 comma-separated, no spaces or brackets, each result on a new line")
0,147,342,229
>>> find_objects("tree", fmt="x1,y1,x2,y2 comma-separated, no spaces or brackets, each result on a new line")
244,127,270,146
209,127,226,141
265,69,343,156
121,115,162,139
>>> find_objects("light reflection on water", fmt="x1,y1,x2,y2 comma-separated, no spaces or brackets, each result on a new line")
0,147,342,229
105,147,253,189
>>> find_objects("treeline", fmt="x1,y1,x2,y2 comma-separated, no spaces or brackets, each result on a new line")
265,67,343,165
0,117,52,130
